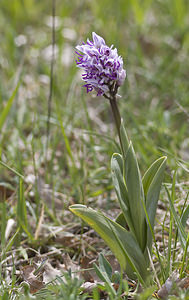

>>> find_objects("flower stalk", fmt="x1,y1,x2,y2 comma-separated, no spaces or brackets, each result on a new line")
104,85,123,153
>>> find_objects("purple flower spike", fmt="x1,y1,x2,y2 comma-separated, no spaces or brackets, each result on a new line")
75,32,126,96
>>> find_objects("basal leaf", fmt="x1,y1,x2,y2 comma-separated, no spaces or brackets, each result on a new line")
144,156,167,249
93,263,116,296
115,212,128,229
142,156,167,198
124,142,147,251
69,204,148,281
111,153,135,233
97,253,112,282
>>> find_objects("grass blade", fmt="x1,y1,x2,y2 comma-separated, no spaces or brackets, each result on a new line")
0,160,24,179
165,185,187,249
55,99,75,165
166,171,176,278
180,232,189,278
0,82,19,131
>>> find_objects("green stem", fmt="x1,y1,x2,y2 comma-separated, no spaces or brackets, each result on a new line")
109,96,123,153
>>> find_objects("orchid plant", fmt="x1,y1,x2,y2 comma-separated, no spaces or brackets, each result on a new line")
70,33,167,284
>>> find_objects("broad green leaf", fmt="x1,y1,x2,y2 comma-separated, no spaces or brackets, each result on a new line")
111,153,135,233
93,254,113,294
120,119,129,157
93,263,116,296
0,82,19,131
106,217,146,285
124,142,147,251
69,204,148,281
115,212,128,229
142,156,167,198
98,253,112,281
144,156,167,249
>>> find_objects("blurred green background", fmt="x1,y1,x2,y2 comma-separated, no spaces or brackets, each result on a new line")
0,0,189,204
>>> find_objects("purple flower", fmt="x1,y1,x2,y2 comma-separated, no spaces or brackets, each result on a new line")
76,32,126,96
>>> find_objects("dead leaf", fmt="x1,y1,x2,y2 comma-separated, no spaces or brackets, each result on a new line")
43,261,63,283
20,265,45,294
177,276,189,289
63,253,80,277
80,256,97,282
157,273,189,299
81,281,100,293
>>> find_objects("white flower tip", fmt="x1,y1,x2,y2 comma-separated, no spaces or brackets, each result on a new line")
117,69,126,86
92,32,105,48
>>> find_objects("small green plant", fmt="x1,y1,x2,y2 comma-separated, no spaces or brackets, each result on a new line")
93,253,132,300
70,33,167,284
45,272,88,300
0,271,88,300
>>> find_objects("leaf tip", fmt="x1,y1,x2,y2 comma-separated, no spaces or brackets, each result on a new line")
69,204,87,213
